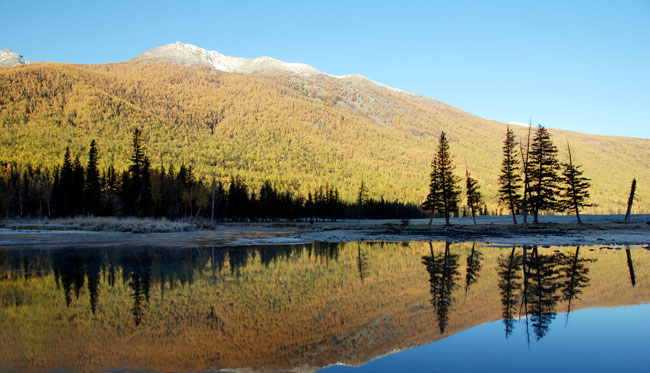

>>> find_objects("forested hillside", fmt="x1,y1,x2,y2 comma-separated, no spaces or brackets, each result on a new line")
1,62,648,213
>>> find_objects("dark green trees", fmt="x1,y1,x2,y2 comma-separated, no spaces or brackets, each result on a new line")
498,127,522,224
422,157,440,225
559,144,592,224
528,125,560,224
227,175,249,219
465,169,483,225
124,128,151,216
424,132,460,226
356,180,368,223
55,147,74,216
71,156,85,215
51,147,85,216
84,140,101,215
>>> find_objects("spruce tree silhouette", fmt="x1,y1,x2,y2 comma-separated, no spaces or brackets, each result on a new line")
465,242,484,293
422,241,460,334
356,242,369,282
527,125,561,224
559,247,595,322
498,247,522,338
498,127,522,224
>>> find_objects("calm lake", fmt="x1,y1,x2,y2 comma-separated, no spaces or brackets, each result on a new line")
0,241,648,372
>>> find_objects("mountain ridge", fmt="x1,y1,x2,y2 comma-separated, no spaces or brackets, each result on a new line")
131,42,409,94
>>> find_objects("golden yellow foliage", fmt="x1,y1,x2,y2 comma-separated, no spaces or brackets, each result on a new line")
1,62,648,213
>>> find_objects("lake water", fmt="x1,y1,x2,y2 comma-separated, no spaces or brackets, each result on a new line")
0,241,648,372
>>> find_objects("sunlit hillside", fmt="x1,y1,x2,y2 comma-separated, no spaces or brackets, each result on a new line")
1,61,648,213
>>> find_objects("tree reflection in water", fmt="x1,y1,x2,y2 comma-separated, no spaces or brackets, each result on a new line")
465,242,483,294
626,247,636,287
356,242,369,282
422,241,460,334
559,247,596,322
498,247,522,338
497,245,597,342
0,241,626,340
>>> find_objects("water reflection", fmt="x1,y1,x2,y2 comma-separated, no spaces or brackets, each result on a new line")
495,246,597,341
422,241,460,334
356,243,369,282
0,242,647,372
1,243,348,326
559,247,595,319
498,247,522,338
626,247,636,287
465,242,483,294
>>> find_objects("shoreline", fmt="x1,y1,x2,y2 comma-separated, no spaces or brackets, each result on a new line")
1,214,649,248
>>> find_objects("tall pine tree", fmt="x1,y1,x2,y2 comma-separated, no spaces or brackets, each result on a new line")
498,127,522,224
124,128,151,216
465,169,483,225
71,155,85,215
422,157,440,225
356,179,368,223
424,132,460,226
55,147,73,216
84,140,101,215
559,143,591,224
138,156,151,216
527,125,560,224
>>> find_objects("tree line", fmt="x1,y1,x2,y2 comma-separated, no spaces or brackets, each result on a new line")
0,128,424,221
423,125,592,225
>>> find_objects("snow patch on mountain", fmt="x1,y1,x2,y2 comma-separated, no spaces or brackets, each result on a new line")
0,49,29,67
132,42,406,93
132,42,321,76
506,122,531,127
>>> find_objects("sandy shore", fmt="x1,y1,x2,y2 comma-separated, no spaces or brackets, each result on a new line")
1,214,649,248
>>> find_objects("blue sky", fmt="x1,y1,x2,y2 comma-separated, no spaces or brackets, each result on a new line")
2,0,649,138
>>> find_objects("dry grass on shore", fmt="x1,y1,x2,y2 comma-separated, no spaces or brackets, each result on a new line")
0,216,203,233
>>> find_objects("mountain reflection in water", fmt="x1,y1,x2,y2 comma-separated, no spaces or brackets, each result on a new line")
0,241,648,371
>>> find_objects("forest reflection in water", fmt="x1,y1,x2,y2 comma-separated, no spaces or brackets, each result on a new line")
0,241,648,371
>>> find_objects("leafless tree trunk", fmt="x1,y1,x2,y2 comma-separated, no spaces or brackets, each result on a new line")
211,176,216,224
624,178,636,224
520,124,532,226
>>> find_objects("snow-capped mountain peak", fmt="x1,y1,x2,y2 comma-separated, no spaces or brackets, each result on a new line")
132,42,321,76
130,42,410,96
0,48,30,67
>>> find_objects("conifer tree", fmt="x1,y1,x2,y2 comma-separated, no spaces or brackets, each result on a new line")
356,179,368,223
138,156,151,216
498,127,522,224
102,163,118,216
527,125,560,224
559,143,591,224
425,132,460,226
422,157,440,225
84,140,101,215
465,169,483,225
56,147,74,216
305,191,314,221
71,155,85,215
124,128,151,216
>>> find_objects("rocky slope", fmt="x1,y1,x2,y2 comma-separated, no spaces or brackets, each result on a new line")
0,48,29,67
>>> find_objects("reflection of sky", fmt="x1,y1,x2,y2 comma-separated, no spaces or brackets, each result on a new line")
322,304,650,373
